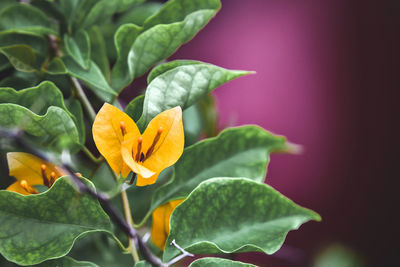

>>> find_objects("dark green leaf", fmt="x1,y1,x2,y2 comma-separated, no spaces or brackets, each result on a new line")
125,94,144,122
182,103,203,146
0,4,57,36
189,258,256,267
63,56,117,101
0,54,10,72
0,177,112,266
138,61,251,128
112,0,221,91
117,2,163,26
65,98,86,144
111,23,142,91
0,81,83,144
64,30,91,70
0,71,39,89
146,126,289,225
164,178,321,261
35,256,99,267
134,261,152,267
0,45,37,72
45,57,67,75
0,32,49,56
88,26,110,80
0,104,80,150
142,0,221,30
81,0,119,29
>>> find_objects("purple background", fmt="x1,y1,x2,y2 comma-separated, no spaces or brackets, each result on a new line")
168,0,398,266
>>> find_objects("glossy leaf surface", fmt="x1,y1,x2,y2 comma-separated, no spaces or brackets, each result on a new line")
147,126,288,222
164,178,321,261
138,61,250,127
189,257,256,267
0,177,112,266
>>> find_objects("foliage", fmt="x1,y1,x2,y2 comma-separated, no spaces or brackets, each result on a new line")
0,0,320,266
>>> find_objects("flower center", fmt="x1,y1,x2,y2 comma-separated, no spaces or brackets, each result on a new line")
119,122,163,163
40,164,56,188
20,180,39,194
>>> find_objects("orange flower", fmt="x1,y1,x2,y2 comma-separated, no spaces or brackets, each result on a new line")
92,103,184,186
5,152,66,195
151,199,185,250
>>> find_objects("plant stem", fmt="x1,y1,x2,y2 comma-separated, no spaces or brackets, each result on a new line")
71,77,96,122
110,170,140,264
81,145,103,164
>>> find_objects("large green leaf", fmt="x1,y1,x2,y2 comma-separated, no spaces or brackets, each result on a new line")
124,94,144,123
0,81,84,144
138,61,250,128
189,258,256,267
117,2,163,26
35,256,99,267
146,60,201,83
144,126,289,225
0,32,48,56
142,0,221,30
63,56,117,101
164,178,321,261
111,23,142,90
64,30,91,70
0,45,37,72
0,177,112,266
134,261,152,267
0,4,57,36
111,0,221,92
0,104,79,150
88,26,110,80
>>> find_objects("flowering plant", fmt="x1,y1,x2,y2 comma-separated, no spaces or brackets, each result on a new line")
0,0,320,266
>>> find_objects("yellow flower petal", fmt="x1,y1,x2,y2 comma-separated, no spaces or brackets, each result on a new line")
151,199,185,250
141,106,184,175
6,181,30,195
136,172,160,186
93,103,140,177
7,152,66,185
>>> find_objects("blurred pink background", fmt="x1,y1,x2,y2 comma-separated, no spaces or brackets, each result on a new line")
169,0,398,266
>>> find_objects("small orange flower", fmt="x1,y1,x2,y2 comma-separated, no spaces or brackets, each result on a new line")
5,152,66,195
151,199,185,250
92,103,184,186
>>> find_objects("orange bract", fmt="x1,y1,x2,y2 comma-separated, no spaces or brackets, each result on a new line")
93,103,184,186
151,199,185,250
6,152,66,195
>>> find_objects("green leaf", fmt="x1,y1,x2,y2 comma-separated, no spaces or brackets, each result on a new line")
111,23,142,91
35,256,99,267
45,57,68,75
147,60,201,83
0,105,79,150
142,0,221,30
134,261,152,267
117,2,163,26
0,81,83,144
138,61,251,129
111,0,221,91
0,54,10,72
0,177,112,266
65,98,86,144
0,4,57,36
0,32,49,56
81,0,119,29
146,126,289,225
64,30,91,70
125,94,144,122
189,257,257,267
88,26,110,80
182,103,203,146
0,45,37,72
63,56,117,101
0,71,39,89
164,178,321,261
